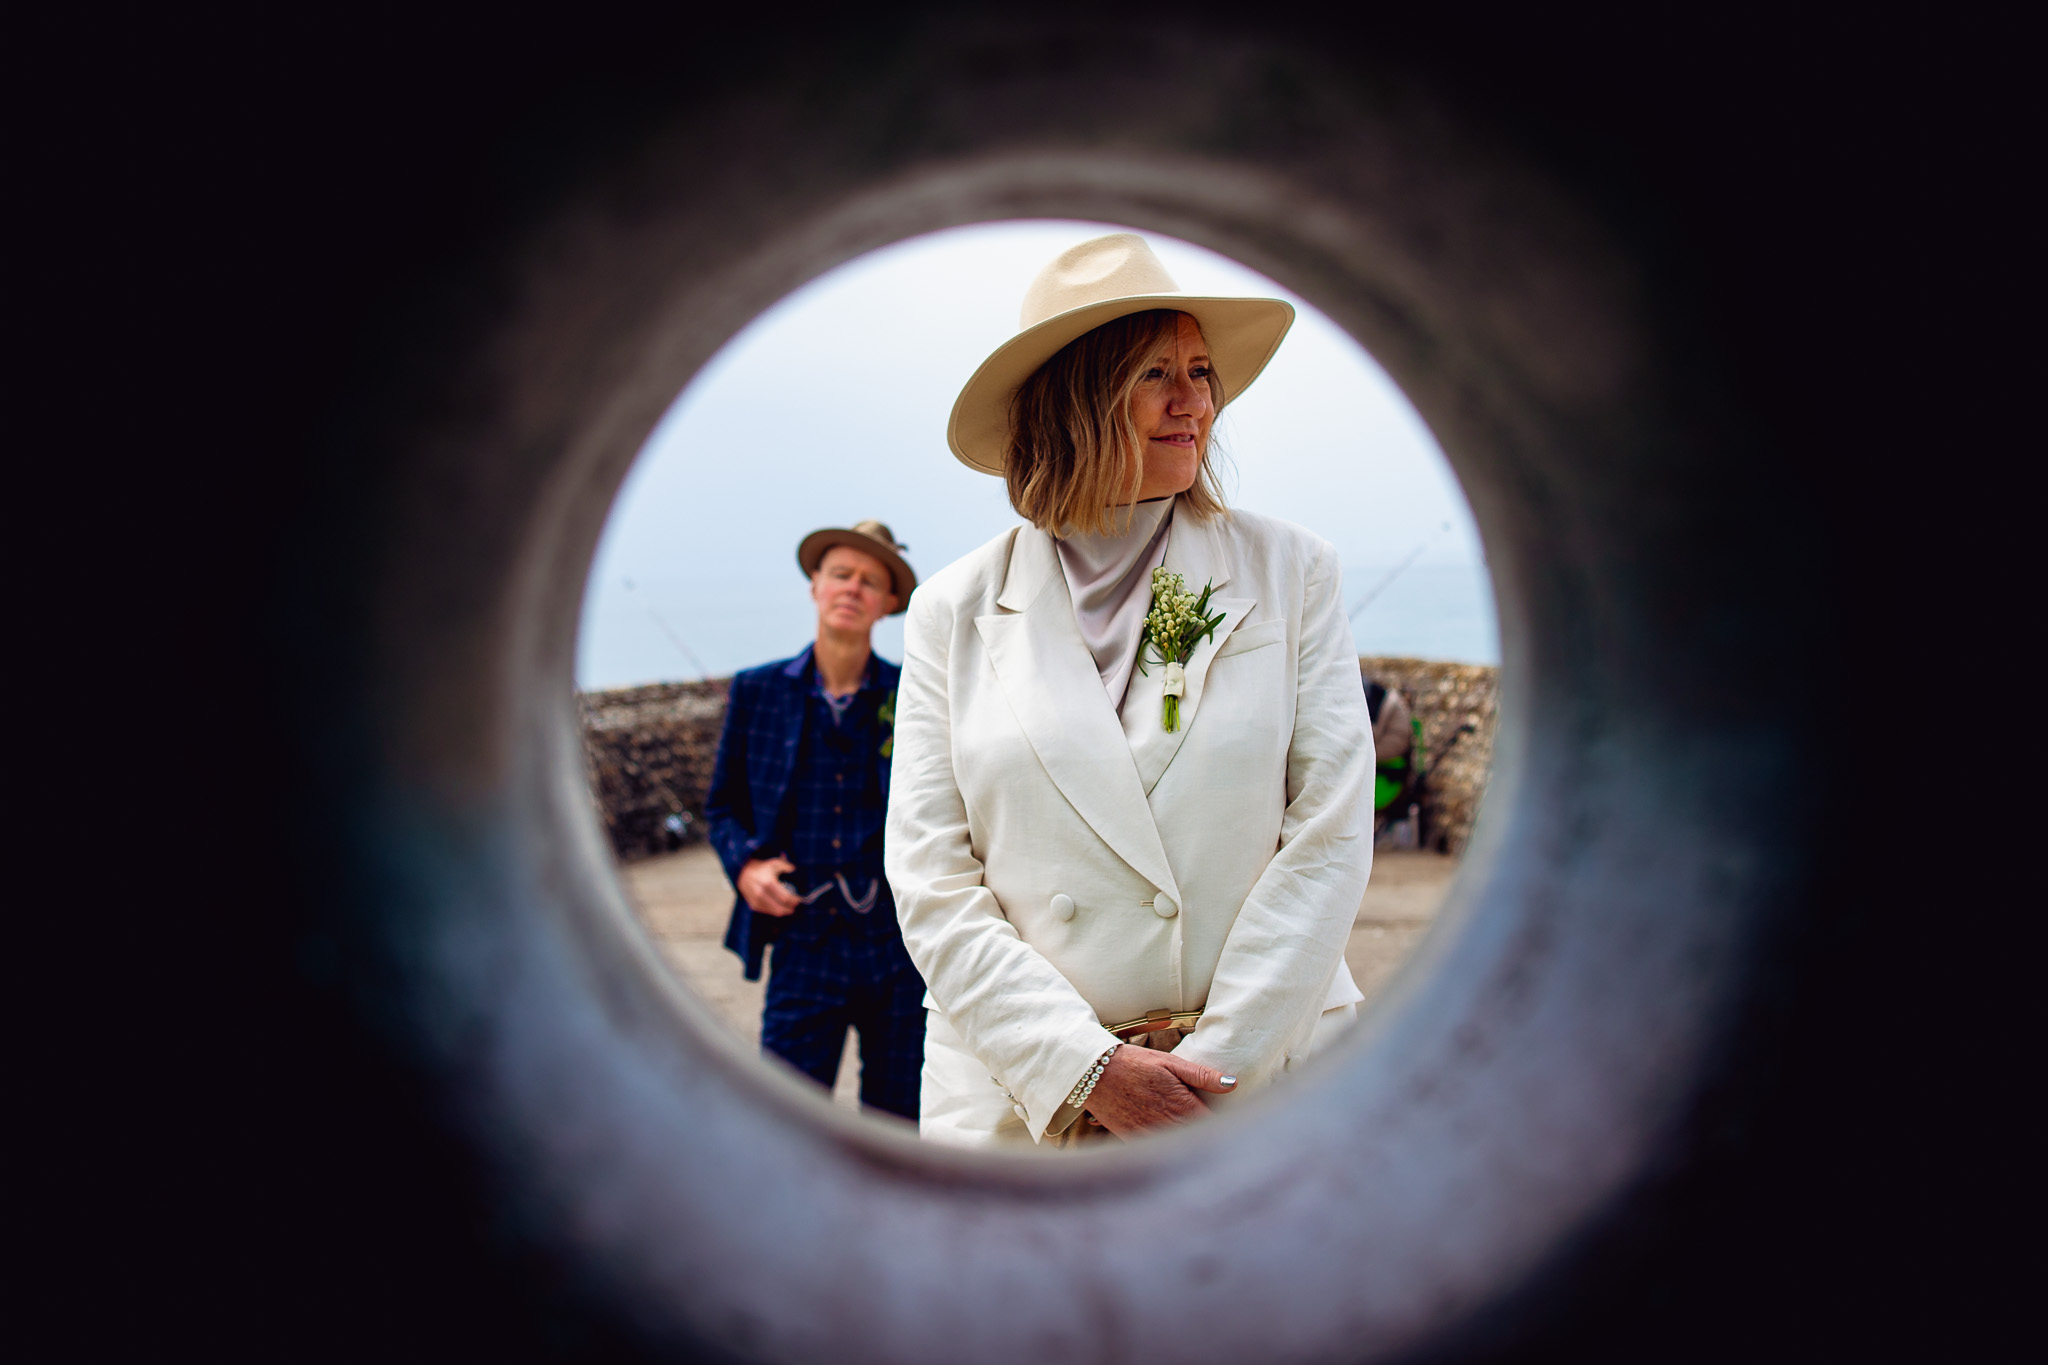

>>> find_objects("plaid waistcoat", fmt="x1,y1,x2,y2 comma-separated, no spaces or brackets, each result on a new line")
703,645,901,980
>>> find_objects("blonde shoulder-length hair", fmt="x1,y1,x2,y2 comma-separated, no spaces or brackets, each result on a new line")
1004,309,1228,536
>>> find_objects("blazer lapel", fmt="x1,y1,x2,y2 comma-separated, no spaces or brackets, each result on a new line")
976,528,1182,901
1123,511,1256,794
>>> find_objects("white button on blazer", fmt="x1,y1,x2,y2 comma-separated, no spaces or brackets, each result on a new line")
885,500,1375,1146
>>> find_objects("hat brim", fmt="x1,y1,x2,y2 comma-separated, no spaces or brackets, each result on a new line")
946,293,1296,476
796,529,917,615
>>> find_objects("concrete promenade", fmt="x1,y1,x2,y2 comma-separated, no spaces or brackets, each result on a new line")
620,846,1458,1113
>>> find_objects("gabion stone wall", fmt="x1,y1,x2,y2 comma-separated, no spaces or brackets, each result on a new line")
579,679,730,861
1358,656,1500,855
581,658,1499,862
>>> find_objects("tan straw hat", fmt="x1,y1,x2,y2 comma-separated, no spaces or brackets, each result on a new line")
946,233,1295,475
795,519,917,614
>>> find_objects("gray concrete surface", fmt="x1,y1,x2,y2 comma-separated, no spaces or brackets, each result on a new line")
618,846,1456,1116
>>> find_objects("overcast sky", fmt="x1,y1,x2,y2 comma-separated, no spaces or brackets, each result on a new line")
577,220,1497,689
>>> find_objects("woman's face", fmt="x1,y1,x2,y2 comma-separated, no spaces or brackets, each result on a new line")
1129,313,1216,501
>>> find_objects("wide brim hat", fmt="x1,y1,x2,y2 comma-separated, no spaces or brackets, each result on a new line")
947,232,1296,475
796,519,917,614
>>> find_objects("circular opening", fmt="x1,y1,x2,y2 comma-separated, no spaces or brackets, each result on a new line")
573,219,1501,1137
347,60,1778,1354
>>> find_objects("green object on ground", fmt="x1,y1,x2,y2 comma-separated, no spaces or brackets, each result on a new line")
1375,772,1403,811
1374,752,1409,812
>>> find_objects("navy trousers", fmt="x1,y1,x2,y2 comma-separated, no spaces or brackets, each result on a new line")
760,897,926,1120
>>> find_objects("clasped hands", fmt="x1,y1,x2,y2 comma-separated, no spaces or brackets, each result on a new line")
1083,1044,1236,1138
743,856,1235,1136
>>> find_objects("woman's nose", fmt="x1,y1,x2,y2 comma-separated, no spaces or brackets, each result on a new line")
1169,375,1210,414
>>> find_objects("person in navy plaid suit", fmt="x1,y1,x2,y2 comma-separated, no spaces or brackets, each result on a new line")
705,520,925,1119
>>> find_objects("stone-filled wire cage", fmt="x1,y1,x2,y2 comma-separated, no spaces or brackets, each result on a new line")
581,660,1498,863
1359,656,1499,856
579,679,731,861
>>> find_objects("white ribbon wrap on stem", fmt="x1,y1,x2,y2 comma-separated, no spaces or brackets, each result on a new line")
1162,661,1187,697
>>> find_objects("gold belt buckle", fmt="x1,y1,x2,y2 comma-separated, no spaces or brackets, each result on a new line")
1105,1008,1203,1039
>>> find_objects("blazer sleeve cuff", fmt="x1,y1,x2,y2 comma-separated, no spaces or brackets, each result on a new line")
1026,1027,1124,1141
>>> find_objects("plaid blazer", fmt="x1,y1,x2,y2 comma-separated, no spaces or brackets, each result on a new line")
705,645,901,980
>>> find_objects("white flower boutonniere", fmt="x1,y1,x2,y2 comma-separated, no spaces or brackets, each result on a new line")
1139,567,1227,732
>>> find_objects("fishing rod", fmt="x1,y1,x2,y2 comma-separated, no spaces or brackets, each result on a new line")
1347,541,1429,620
1349,519,1465,621
623,578,710,679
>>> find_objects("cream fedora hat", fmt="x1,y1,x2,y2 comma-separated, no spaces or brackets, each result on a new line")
946,233,1295,475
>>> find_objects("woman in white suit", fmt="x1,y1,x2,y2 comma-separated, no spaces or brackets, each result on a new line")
886,234,1375,1147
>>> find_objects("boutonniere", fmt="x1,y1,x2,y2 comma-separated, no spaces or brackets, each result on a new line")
877,689,896,758
1139,567,1227,732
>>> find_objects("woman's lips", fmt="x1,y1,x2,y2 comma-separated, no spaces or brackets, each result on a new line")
1152,433,1196,445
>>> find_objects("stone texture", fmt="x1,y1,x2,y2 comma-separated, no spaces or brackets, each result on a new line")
1358,657,1499,856
579,679,730,861
581,657,1500,861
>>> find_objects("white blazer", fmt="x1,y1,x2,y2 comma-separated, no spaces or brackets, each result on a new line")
885,502,1375,1145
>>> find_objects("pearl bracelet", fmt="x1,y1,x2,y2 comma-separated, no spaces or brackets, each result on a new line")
1067,1045,1121,1110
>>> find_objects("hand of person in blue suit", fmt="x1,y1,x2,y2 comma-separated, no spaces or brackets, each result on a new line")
737,855,801,917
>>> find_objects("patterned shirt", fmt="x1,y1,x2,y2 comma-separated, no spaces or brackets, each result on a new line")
772,656,893,876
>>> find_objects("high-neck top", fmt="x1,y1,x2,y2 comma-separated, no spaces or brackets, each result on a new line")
1054,496,1174,709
